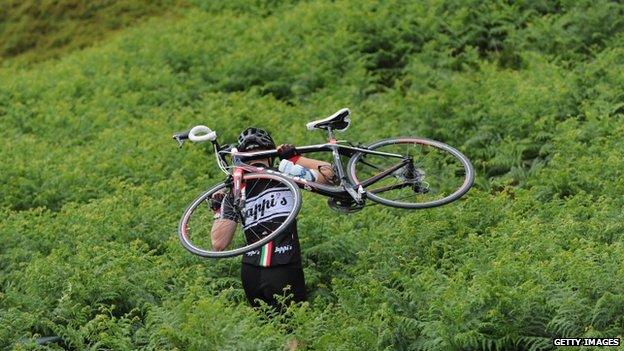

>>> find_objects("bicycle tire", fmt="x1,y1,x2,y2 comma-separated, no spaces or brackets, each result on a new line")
347,137,475,209
178,172,302,258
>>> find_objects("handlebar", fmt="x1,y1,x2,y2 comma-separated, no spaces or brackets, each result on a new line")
172,130,190,140
189,125,217,142
172,125,217,148
172,129,190,148
173,125,231,175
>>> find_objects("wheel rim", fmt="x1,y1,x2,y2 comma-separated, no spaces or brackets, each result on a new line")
178,173,301,258
348,138,474,209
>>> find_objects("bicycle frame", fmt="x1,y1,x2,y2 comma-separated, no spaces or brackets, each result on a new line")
174,121,475,259
210,130,412,204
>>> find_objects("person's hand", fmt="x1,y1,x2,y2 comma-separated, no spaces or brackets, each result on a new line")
277,144,299,160
210,190,226,212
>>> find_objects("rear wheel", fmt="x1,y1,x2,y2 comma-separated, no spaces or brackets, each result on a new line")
347,137,474,209
178,172,302,258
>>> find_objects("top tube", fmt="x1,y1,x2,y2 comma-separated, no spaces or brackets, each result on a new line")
230,143,332,162
228,143,404,162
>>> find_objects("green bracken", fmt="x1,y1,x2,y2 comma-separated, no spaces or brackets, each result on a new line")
1,0,623,350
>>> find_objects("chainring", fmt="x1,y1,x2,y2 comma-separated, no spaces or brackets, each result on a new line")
327,197,364,214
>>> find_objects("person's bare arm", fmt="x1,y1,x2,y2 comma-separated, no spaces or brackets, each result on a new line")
211,219,237,251
294,157,335,184
210,190,237,251
277,144,336,184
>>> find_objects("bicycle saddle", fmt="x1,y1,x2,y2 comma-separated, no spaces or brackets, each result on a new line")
306,108,351,132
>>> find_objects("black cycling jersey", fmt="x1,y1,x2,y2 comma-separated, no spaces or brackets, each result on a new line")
220,176,302,267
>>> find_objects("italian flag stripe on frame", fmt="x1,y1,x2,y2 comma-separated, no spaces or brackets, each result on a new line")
260,241,273,267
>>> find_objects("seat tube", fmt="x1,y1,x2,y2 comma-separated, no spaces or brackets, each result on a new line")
331,144,345,181
327,129,344,181
333,144,362,203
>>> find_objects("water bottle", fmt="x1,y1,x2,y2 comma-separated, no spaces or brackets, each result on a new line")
278,160,316,182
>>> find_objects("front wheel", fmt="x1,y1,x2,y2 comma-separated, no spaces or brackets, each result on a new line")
347,137,475,209
178,172,302,258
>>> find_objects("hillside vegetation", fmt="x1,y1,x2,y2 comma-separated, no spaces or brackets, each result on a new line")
0,0,185,64
1,0,623,350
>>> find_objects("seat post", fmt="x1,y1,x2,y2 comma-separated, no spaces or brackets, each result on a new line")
327,127,335,141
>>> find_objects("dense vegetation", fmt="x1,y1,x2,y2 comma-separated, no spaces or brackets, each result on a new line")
0,0,185,64
1,0,623,350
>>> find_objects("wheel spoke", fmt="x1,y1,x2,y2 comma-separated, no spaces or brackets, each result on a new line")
358,156,384,171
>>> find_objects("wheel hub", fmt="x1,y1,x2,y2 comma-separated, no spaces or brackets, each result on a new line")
392,162,429,194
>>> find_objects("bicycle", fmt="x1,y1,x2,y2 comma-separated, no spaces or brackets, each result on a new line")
173,108,475,258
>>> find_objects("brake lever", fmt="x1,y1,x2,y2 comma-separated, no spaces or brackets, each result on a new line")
173,135,185,148
172,129,191,148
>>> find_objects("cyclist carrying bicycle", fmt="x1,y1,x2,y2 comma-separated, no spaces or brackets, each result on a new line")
210,127,334,309
175,109,474,310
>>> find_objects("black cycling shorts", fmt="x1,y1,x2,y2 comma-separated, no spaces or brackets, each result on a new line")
241,263,306,309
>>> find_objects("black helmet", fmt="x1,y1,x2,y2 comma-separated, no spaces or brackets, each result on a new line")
237,127,275,152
